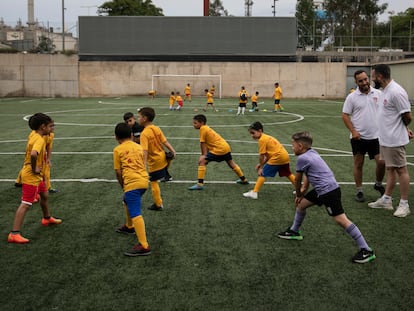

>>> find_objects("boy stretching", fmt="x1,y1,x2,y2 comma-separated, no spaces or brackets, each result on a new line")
278,131,376,264
243,121,295,199
114,122,151,256
138,107,176,211
8,113,62,244
189,114,248,190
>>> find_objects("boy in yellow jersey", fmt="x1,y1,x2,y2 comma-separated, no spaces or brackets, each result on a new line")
203,89,217,112
237,86,249,115
148,89,156,99
114,122,151,256
251,91,259,112
273,82,284,112
8,113,62,244
175,91,183,110
189,114,249,190
169,91,176,111
15,127,58,194
138,107,176,211
184,83,191,102
243,122,295,199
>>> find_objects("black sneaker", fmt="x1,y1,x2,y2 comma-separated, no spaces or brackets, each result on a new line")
124,243,151,257
373,184,385,196
48,188,59,193
355,191,365,202
148,204,163,211
159,175,173,182
352,248,376,264
115,225,135,235
14,183,22,188
277,228,303,240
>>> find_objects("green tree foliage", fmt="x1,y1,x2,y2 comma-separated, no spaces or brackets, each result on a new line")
33,35,55,53
98,0,164,16
296,0,316,47
389,8,414,51
209,0,229,16
323,0,387,46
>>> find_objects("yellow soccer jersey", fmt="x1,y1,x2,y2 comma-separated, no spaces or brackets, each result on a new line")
140,124,168,172
206,91,214,103
258,133,290,165
20,131,47,186
199,125,231,155
274,86,283,100
113,141,149,192
185,85,191,95
169,95,176,106
251,94,258,103
176,95,183,102
238,90,249,103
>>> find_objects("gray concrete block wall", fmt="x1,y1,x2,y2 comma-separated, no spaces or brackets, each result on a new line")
1,54,413,99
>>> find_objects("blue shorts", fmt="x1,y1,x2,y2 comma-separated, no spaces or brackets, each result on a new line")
123,189,146,218
205,152,232,163
261,163,292,178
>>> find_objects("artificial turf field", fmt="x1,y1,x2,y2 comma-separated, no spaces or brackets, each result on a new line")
0,96,413,310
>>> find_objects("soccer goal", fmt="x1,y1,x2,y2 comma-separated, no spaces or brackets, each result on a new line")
151,74,222,98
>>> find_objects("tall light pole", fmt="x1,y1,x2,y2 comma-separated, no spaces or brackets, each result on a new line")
62,0,65,51
271,0,278,17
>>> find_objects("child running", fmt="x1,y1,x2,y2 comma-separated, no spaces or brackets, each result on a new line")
277,131,376,264
138,107,176,210
203,89,217,112
175,91,183,110
243,122,295,199
113,122,151,256
8,113,62,244
188,114,249,190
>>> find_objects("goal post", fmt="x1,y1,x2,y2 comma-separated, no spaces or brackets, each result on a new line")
151,74,222,99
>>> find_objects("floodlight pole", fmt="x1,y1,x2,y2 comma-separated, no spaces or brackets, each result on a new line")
62,0,65,51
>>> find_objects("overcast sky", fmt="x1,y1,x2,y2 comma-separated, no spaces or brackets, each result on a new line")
0,0,412,29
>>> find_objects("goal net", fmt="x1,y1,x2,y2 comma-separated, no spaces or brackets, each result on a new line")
151,74,222,98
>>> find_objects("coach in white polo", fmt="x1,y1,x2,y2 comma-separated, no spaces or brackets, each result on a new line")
342,69,385,203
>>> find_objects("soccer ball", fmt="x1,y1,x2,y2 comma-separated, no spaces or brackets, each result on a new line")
263,109,267,112
216,109,219,112
249,109,254,112
98,101,103,104
194,108,198,112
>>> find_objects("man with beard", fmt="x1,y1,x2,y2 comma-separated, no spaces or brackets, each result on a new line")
342,70,385,203
368,64,413,217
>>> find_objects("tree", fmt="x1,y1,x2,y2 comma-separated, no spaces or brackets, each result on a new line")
323,0,387,47
33,35,55,53
296,0,316,48
98,0,164,16
209,0,229,16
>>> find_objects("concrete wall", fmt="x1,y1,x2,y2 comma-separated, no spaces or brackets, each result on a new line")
1,54,414,99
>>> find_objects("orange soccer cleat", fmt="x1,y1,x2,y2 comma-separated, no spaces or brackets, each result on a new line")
41,216,63,226
8,233,30,244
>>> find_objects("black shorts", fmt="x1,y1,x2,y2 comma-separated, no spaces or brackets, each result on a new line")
239,103,247,108
304,188,344,216
205,152,232,163
274,99,280,104
350,138,380,160
149,167,167,182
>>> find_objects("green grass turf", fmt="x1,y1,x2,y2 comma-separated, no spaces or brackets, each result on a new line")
0,97,413,310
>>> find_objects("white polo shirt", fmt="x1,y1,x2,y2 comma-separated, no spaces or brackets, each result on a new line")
377,80,411,147
342,86,382,139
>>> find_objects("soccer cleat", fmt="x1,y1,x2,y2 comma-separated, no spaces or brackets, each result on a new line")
368,197,393,211
352,248,376,264
48,188,59,193
277,228,303,240
115,225,136,235
373,184,385,196
354,191,365,202
243,190,258,199
14,183,22,188
147,204,163,211
188,184,204,190
41,216,63,226
236,179,249,185
159,175,173,182
124,243,151,257
8,233,30,244
393,203,411,218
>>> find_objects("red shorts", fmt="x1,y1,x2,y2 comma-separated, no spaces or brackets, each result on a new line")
22,181,47,205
